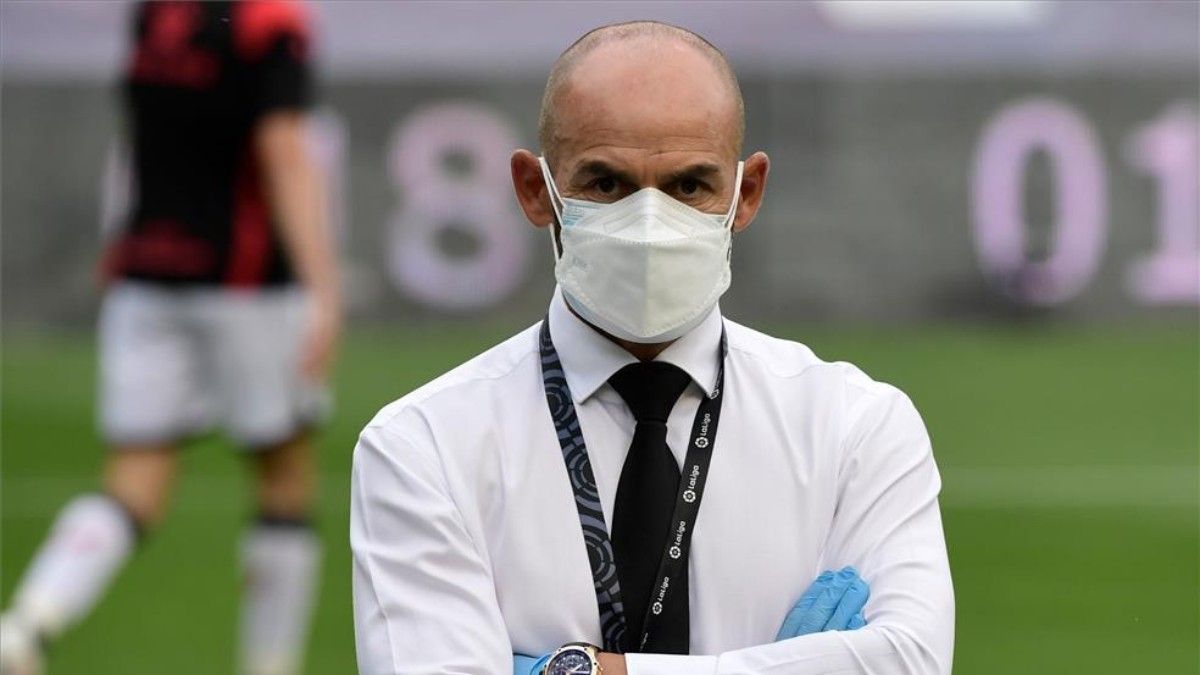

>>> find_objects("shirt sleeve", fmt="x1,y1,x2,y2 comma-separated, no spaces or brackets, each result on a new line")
253,29,312,115
351,421,512,675
235,0,314,117
626,386,955,675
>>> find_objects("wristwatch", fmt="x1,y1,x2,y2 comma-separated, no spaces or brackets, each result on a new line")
541,642,603,675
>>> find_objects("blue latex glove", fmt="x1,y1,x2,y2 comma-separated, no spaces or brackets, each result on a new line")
775,566,869,640
513,653,551,675
514,567,868,671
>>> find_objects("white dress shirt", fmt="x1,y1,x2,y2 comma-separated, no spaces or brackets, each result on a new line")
351,290,954,675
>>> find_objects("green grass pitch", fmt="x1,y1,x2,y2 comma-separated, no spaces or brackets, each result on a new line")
2,321,1197,674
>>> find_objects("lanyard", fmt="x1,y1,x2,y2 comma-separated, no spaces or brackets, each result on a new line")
538,317,727,653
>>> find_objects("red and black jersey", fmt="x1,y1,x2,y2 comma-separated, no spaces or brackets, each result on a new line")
110,0,313,288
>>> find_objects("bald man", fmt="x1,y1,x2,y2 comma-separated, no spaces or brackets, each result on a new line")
351,21,954,675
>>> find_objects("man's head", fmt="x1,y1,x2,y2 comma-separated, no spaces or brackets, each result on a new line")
512,20,769,233
537,21,745,167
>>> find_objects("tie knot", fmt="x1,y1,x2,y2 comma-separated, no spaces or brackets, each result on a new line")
608,361,692,423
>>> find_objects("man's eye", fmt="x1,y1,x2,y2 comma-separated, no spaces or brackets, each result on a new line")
595,176,617,194
679,178,700,195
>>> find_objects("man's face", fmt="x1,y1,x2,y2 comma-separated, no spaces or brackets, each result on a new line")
511,36,768,238
546,39,743,216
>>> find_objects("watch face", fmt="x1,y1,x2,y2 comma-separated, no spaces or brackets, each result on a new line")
546,649,593,675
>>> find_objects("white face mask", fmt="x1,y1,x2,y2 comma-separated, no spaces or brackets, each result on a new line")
539,157,744,343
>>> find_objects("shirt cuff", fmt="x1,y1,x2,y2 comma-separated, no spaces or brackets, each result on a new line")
624,653,718,675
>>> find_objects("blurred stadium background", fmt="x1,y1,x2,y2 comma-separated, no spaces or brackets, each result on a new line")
2,1,1197,673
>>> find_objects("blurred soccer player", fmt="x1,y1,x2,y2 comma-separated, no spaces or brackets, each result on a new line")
0,2,339,674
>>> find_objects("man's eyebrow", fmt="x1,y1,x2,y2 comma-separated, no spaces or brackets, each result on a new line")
661,162,723,184
570,160,726,186
570,159,638,186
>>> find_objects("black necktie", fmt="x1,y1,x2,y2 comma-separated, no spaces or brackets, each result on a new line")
608,361,692,654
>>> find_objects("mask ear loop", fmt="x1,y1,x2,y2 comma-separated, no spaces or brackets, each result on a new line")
725,160,745,261
725,161,745,226
538,156,566,258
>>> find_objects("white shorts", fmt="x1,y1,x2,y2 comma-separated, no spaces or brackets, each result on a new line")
98,282,329,449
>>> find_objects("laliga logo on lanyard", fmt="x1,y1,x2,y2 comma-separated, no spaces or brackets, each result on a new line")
682,463,703,503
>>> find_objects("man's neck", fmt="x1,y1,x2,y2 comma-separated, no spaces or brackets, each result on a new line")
564,299,674,361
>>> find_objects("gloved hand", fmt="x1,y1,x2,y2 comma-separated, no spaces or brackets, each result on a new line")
513,653,551,675
776,565,869,640
514,566,869,673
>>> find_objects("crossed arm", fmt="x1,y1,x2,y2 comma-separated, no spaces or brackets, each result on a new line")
515,567,872,675
351,389,953,675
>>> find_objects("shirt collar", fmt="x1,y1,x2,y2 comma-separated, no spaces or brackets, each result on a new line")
547,287,723,403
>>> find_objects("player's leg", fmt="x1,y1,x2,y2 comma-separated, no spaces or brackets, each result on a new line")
1,284,200,675
0,481,144,675
241,433,321,675
209,288,326,675
253,432,317,520
2,446,179,635
103,444,182,527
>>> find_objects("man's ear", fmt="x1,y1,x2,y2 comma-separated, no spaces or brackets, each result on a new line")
511,149,555,229
732,151,770,233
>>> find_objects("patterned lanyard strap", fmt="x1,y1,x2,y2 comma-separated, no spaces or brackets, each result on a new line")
538,317,727,653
